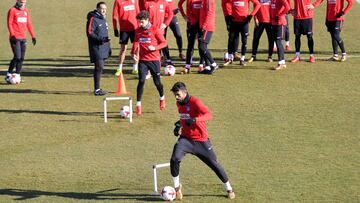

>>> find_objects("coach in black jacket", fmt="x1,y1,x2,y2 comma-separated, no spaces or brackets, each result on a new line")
86,2,111,96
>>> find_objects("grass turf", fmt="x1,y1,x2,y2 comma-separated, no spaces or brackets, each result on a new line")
0,0,360,202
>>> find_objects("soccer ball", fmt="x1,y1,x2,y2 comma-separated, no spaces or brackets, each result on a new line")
9,73,21,84
120,105,131,118
160,186,176,201
164,65,176,76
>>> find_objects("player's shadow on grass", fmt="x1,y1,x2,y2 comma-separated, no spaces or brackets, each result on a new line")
0,188,162,201
0,109,103,117
0,188,225,201
0,88,91,95
0,67,136,78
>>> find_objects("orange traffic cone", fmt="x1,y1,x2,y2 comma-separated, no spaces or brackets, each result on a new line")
115,72,128,95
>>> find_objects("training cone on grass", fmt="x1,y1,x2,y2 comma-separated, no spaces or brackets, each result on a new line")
115,72,128,95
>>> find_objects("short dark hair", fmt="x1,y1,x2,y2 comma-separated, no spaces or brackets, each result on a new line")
96,1,106,9
171,82,187,92
136,10,150,20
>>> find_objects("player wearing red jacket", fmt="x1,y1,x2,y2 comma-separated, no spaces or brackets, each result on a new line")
113,0,139,76
141,0,174,66
290,0,316,63
131,11,167,116
178,0,204,74
141,0,173,30
170,82,235,200
197,0,219,74
270,0,291,70
162,0,185,61
5,0,36,84
248,0,274,63
224,0,261,66
222,0,240,63
309,0,353,61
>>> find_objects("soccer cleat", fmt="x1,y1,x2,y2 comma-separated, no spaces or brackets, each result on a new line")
240,60,246,66
340,55,346,62
267,57,273,62
274,64,287,70
132,69,138,75
210,65,219,74
4,75,11,84
227,190,235,200
309,55,315,63
94,89,108,96
327,56,339,61
160,99,166,111
199,67,213,75
179,53,186,61
223,59,233,66
136,105,142,116
234,52,241,60
175,184,183,200
115,68,122,76
291,56,301,63
181,68,190,74
198,65,205,73
247,56,256,63
165,60,174,66
285,45,291,51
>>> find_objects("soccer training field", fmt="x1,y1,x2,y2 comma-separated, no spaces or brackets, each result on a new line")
0,0,359,202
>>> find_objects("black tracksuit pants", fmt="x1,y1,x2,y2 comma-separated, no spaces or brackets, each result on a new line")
137,60,164,102
8,39,27,74
251,22,273,57
170,137,229,183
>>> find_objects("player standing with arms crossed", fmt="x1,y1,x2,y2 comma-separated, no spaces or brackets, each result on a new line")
248,0,274,63
5,0,36,84
290,0,316,63
224,0,261,66
131,11,168,116
270,0,291,70
112,0,140,76
170,81,235,200
308,0,353,62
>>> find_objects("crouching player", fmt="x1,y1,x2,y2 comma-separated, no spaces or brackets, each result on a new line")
170,81,235,200
131,11,167,116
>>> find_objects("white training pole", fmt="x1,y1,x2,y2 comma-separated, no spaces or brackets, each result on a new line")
153,167,158,193
104,98,108,123
153,163,170,193
129,97,133,123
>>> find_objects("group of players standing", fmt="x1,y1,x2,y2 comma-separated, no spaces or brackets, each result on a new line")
221,0,353,70
5,0,354,109
4,0,354,200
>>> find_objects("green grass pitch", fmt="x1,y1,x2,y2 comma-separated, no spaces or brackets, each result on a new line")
0,0,359,202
